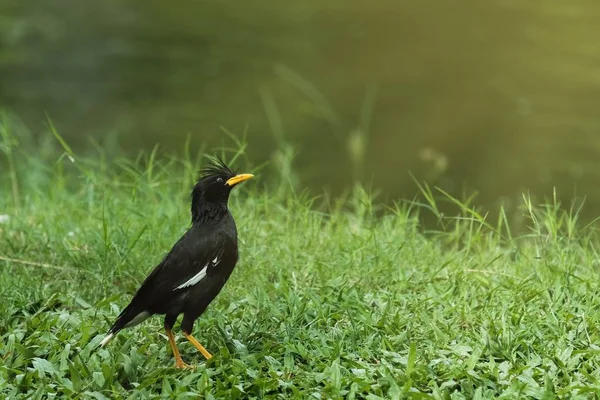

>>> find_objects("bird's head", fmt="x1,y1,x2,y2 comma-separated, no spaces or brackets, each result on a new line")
191,157,253,223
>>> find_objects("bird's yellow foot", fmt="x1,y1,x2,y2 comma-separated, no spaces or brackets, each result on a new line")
174,360,194,369
166,327,196,369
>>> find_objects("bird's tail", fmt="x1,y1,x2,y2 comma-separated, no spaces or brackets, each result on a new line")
98,304,151,347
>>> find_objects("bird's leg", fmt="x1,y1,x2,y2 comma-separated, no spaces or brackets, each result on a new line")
181,314,213,360
183,332,213,360
164,317,191,369
166,327,191,369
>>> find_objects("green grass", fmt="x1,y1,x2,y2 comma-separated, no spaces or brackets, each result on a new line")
2,142,600,399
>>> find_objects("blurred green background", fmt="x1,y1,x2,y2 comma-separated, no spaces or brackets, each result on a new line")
2,0,600,217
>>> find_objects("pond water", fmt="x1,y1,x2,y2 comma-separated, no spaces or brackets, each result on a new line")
2,0,600,220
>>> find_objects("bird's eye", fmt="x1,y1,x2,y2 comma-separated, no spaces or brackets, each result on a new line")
216,177,223,184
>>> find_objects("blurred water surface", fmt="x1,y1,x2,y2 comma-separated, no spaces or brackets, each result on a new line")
2,0,600,217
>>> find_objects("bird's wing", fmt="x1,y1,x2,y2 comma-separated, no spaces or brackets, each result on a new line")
131,227,226,304
172,248,224,290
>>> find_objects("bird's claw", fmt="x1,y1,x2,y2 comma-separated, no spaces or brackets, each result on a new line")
175,361,195,369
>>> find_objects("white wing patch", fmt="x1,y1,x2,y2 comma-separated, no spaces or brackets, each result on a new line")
174,254,221,291
174,265,208,290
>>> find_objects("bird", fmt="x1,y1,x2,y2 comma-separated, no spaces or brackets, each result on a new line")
98,157,254,368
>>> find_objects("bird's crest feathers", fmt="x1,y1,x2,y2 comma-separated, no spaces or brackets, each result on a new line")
198,156,236,180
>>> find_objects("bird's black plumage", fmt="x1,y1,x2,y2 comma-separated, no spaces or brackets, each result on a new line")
99,157,253,367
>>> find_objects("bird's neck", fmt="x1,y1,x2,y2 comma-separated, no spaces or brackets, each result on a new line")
191,203,229,225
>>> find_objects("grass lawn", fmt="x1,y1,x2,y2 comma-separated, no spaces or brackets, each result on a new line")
2,144,600,399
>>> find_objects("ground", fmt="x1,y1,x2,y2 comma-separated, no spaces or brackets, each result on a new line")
1,148,600,399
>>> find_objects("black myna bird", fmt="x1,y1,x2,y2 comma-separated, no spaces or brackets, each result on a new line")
99,157,253,368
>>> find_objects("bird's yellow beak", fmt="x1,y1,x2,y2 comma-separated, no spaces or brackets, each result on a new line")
225,173,254,186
